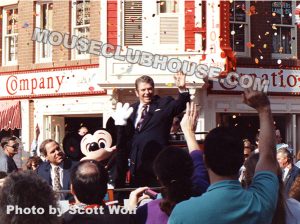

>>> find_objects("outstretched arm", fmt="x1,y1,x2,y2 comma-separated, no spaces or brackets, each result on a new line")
30,124,40,156
181,102,209,195
180,102,199,152
111,102,134,188
243,88,277,174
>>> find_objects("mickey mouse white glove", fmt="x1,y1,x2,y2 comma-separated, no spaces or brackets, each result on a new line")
113,102,134,126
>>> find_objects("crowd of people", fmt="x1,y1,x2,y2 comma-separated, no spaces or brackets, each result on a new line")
0,73,300,224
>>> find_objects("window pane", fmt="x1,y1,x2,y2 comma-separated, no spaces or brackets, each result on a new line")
7,36,18,62
234,1,246,22
271,1,292,24
271,1,283,23
160,0,178,13
272,27,291,54
76,27,89,55
41,3,53,30
7,9,18,34
230,23,245,52
76,0,90,26
282,1,292,25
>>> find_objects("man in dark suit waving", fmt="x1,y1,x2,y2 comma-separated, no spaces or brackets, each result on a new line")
37,139,77,200
122,72,190,187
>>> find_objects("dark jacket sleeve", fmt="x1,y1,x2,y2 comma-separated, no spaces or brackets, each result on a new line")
168,92,190,116
112,125,131,188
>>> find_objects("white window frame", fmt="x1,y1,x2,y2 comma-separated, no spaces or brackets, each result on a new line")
271,1,297,59
119,0,185,54
71,0,91,60
229,1,250,57
2,6,18,66
35,1,53,63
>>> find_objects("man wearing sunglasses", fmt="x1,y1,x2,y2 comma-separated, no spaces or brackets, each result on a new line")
0,136,19,173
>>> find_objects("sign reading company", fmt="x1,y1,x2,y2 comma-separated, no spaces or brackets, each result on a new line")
2,67,105,98
212,67,300,94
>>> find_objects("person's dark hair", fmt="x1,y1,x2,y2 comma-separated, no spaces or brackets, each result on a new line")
244,153,286,224
153,146,193,216
39,139,58,156
135,75,154,90
0,171,7,179
0,171,61,224
71,160,108,205
1,136,17,148
26,156,43,170
204,127,244,176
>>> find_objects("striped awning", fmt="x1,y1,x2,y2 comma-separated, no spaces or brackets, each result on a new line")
0,101,21,131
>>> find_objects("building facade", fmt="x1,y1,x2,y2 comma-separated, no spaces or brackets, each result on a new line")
209,0,300,152
0,0,231,154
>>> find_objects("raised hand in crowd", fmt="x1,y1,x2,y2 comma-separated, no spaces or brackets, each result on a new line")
35,123,40,141
180,102,199,152
242,88,277,174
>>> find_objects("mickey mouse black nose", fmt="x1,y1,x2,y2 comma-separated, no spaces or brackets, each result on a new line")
88,142,99,152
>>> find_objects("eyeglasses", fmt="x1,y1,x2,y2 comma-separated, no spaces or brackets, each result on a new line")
6,144,19,149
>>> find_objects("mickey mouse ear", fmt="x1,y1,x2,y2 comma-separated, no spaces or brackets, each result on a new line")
106,117,117,145
106,116,135,144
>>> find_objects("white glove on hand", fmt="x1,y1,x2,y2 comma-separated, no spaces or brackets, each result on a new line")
113,102,134,126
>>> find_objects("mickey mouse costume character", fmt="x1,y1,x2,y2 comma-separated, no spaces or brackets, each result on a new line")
79,103,134,189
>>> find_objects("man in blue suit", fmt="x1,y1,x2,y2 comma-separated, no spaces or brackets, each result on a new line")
37,139,77,200
119,72,190,187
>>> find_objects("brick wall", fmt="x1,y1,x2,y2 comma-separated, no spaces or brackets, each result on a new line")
18,1,35,70
90,0,101,64
0,1,100,73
